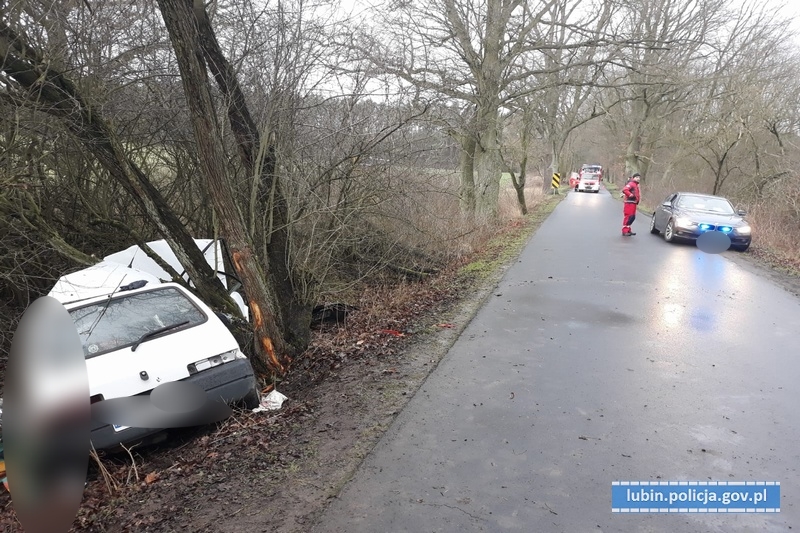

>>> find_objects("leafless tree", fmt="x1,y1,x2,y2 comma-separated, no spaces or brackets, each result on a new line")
601,0,729,180
343,0,565,219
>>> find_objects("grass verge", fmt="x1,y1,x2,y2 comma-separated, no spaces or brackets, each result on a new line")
747,246,800,277
458,192,563,281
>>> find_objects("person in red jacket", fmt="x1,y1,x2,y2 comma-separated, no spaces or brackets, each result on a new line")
621,174,641,236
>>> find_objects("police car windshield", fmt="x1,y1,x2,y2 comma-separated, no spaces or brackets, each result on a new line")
69,287,206,358
677,195,735,215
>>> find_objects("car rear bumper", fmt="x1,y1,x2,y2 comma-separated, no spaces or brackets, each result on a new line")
90,358,257,451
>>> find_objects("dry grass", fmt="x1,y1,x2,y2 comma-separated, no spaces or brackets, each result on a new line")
741,203,800,273
498,176,546,221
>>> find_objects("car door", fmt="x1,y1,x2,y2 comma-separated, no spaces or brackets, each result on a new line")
656,193,677,229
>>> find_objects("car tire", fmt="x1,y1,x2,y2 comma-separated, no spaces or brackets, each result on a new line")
650,215,659,234
242,385,261,410
664,219,676,243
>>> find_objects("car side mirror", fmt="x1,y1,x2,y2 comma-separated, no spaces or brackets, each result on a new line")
737,209,746,216
662,201,672,207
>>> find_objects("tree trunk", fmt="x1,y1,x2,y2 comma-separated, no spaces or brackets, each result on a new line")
459,134,476,215
625,126,643,178
624,94,647,177
193,1,310,354
473,144,500,218
156,0,290,375
509,167,528,215
518,155,528,214
505,152,528,216
473,106,501,218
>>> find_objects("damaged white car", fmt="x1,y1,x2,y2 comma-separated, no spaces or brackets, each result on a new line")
45,239,260,451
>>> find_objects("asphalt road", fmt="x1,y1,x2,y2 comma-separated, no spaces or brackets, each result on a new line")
312,185,800,532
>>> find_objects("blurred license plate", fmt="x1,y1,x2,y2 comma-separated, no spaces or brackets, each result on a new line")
113,424,130,432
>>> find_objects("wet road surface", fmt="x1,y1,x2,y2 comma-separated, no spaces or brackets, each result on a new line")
312,186,800,532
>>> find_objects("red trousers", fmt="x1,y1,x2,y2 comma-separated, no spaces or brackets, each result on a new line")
622,202,637,232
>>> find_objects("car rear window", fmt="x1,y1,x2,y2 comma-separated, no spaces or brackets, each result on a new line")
69,287,207,358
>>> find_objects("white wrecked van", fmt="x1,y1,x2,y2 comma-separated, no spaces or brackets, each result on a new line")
103,238,250,320
48,248,260,451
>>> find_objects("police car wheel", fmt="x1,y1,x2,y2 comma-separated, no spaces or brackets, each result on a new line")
664,220,676,242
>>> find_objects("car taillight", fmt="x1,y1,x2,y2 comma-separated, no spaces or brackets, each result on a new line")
188,349,243,374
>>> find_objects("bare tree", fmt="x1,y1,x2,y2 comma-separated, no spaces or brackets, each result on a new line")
344,0,561,219
0,9,242,317
684,1,795,195
602,0,728,180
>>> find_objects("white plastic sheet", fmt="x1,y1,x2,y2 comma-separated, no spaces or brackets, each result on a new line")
252,390,288,413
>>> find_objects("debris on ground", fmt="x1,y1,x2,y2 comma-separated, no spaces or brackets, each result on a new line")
311,303,359,327
252,390,289,413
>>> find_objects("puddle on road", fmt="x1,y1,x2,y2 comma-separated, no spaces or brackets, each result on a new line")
560,305,636,327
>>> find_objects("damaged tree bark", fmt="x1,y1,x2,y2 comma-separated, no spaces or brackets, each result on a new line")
192,0,311,354
156,0,291,375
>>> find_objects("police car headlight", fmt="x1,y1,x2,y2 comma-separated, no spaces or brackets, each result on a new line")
188,349,242,374
735,225,751,235
675,217,696,228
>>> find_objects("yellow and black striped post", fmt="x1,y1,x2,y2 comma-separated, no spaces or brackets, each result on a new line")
551,172,561,194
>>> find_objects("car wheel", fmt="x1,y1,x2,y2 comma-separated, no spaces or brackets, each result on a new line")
664,219,676,242
649,215,659,234
242,385,261,410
